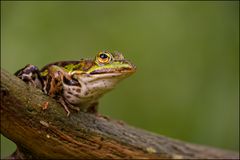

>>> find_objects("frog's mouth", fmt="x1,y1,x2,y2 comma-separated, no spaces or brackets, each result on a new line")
89,67,135,75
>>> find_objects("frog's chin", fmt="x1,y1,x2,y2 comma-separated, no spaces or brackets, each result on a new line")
76,72,132,91
70,73,126,101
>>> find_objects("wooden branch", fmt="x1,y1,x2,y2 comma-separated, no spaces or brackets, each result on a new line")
1,68,239,159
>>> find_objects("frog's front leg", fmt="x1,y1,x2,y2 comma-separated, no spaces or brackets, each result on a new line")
15,64,43,89
57,97,82,116
86,102,99,114
87,102,110,120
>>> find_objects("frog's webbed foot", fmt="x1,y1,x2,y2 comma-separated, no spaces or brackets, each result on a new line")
67,102,80,112
15,64,43,89
58,97,80,117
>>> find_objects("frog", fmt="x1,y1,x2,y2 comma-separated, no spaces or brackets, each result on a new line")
15,51,136,116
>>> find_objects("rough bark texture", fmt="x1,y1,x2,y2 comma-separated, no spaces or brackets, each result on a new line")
0,68,239,159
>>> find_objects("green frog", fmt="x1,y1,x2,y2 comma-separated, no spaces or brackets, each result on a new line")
15,51,136,116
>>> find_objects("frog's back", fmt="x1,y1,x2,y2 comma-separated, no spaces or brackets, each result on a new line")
40,60,97,78
40,61,80,72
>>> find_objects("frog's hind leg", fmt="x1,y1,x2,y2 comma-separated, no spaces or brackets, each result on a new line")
15,64,43,89
45,65,80,116
43,65,78,96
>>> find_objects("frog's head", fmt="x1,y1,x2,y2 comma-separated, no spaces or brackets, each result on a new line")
72,51,136,99
89,51,136,77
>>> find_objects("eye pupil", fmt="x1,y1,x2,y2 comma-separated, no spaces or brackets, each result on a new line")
100,53,108,59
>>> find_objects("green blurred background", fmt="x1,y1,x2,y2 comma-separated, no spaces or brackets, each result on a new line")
1,1,239,158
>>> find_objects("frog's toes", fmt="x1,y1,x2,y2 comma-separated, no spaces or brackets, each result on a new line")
68,104,80,112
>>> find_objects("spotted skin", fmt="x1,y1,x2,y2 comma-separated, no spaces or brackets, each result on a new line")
15,51,136,116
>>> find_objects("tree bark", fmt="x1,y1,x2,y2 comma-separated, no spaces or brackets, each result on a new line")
0,68,239,159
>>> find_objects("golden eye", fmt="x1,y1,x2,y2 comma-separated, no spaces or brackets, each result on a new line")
97,52,111,64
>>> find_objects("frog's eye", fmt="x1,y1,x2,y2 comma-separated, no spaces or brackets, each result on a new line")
97,52,112,64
